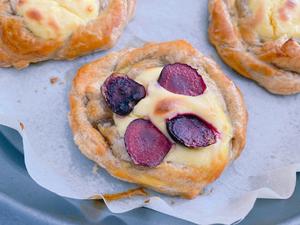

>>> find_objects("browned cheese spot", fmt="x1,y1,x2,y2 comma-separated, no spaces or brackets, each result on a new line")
26,9,43,21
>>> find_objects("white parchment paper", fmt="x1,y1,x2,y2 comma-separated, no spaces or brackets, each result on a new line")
0,0,300,224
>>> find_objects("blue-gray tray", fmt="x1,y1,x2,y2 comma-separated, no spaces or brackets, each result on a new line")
1,125,300,225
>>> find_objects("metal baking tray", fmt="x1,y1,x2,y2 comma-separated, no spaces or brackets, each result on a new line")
0,125,300,225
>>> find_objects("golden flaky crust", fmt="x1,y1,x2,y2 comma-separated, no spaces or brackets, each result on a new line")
0,0,135,69
69,40,248,199
208,0,300,95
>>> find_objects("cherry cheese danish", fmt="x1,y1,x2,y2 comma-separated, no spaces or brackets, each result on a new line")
0,0,135,68
69,40,248,198
209,0,300,95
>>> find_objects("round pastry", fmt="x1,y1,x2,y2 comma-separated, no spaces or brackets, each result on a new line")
209,0,300,95
69,40,248,199
0,0,135,69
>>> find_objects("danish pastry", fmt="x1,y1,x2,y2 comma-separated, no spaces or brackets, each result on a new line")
69,40,248,198
209,0,300,95
0,0,135,68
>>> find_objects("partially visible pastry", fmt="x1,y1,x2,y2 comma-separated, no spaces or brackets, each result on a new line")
0,0,135,68
69,40,248,199
209,0,300,95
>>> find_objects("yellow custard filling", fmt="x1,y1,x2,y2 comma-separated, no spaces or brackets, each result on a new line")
113,67,233,167
248,0,300,40
16,0,99,40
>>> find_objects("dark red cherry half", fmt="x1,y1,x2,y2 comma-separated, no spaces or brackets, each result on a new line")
125,119,172,167
101,74,146,116
166,114,217,148
158,63,206,96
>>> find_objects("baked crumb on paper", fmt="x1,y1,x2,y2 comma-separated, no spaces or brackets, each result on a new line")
50,77,59,85
19,122,25,130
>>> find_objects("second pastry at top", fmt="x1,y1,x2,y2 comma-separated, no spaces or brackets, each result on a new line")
0,0,135,68
209,0,300,95
15,0,100,40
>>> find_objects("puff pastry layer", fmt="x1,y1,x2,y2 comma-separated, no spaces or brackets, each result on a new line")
209,0,300,95
69,40,248,198
0,0,135,68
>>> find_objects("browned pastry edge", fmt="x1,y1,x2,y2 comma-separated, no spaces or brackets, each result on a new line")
0,0,136,69
208,0,300,95
102,187,148,201
69,40,248,199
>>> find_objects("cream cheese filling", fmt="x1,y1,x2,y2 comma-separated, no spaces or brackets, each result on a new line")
16,0,100,40
113,67,233,167
248,0,300,40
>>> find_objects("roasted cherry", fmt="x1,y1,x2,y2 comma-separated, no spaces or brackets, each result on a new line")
158,63,206,96
101,74,146,116
125,119,172,167
167,114,217,148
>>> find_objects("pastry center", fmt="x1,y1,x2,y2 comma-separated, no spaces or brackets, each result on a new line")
15,0,100,40
248,0,300,40
113,67,233,167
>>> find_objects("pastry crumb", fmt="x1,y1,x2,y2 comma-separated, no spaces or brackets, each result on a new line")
144,199,150,204
92,164,99,175
50,76,59,85
19,122,25,130
203,187,214,196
